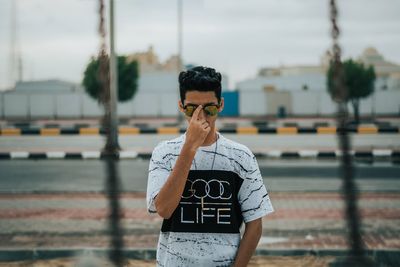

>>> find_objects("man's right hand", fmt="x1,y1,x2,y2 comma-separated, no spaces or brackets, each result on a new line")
184,105,211,151
154,105,211,219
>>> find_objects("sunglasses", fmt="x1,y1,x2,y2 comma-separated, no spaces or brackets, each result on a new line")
183,103,220,117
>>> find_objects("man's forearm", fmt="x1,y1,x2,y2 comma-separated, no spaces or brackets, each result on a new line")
232,219,262,267
154,143,196,219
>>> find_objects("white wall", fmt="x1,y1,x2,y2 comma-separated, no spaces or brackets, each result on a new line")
138,72,179,92
56,94,82,118
30,95,55,118
239,91,267,116
291,92,376,116
315,93,336,115
118,101,134,117
132,93,159,116
160,93,179,116
1,90,399,119
237,73,326,92
82,94,103,117
291,92,319,115
3,94,29,118
375,91,400,114
358,97,373,115
0,94,3,118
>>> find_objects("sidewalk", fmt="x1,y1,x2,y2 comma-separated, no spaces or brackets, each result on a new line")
0,192,399,252
0,255,338,267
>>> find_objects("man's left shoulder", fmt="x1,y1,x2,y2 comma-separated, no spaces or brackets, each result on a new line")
220,135,254,160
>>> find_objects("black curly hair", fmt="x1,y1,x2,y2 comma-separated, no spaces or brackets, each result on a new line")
178,66,222,105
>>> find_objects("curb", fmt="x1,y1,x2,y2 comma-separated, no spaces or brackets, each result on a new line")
0,248,155,261
1,126,399,136
0,150,399,161
0,248,399,263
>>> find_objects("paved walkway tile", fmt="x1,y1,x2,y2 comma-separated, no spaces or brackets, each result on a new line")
0,192,399,251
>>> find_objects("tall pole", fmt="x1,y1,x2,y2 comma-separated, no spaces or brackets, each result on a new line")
178,0,183,71
108,0,120,152
14,0,23,83
329,0,375,266
9,0,18,87
18,54,23,82
177,0,184,125
99,2,124,266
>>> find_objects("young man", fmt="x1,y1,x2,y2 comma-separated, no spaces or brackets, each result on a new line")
146,66,274,267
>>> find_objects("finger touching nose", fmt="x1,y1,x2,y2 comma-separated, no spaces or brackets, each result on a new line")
199,109,207,120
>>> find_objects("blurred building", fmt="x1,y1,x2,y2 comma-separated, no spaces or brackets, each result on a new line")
126,45,229,92
237,47,400,92
12,80,83,94
1,47,397,119
359,47,400,91
124,45,180,93
237,52,328,93
0,46,232,119
126,45,181,74
235,48,400,116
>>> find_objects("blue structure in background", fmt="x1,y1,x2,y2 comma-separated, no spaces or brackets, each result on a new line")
219,91,239,117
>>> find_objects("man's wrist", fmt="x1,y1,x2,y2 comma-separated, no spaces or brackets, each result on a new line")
182,142,198,154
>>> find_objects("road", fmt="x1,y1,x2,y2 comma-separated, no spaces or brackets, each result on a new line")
0,159,398,193
0,134,399,152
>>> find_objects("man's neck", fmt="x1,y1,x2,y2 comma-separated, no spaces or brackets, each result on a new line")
201,129,217,146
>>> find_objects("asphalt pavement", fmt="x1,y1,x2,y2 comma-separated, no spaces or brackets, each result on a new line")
0,134,399,152
0,160,399,193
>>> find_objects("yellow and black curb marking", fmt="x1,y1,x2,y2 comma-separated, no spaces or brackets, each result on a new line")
0,149,398,161
0,126,399,136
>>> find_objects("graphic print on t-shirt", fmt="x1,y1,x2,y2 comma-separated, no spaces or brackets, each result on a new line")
161,169,244,234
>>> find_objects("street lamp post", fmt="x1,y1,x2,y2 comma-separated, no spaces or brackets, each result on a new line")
106,0,120,153
178,0,183,71
176,0,184,126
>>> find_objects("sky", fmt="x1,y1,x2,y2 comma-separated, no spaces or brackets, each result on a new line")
0,0,399,90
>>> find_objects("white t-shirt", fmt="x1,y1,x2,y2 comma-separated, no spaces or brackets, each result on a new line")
146,131,274,267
